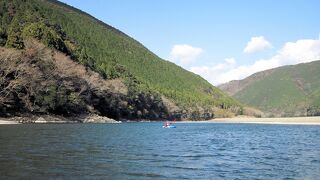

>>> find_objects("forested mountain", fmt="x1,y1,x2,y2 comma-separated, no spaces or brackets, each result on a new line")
0,0,242,120
219,61,320,117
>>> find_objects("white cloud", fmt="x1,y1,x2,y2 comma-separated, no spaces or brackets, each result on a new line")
225,57,236,64
190,58,237,85
190,39,320,85
243,36,272,53
170,44,203,65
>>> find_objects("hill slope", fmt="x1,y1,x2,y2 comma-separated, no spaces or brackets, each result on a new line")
0,0,242,120
219,61,320,117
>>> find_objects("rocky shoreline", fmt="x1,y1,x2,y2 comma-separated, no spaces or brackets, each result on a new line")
0,114,121,124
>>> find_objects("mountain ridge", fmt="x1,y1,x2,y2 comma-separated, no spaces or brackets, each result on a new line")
219,60,320,117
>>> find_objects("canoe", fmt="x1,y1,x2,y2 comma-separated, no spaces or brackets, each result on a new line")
162,125,176,128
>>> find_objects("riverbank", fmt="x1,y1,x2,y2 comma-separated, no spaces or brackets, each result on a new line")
0,119,19,124
209,116,320,125
0,115,120,124
2,115,320,125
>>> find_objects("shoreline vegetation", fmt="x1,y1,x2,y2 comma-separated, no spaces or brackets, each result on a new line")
1,115,320,125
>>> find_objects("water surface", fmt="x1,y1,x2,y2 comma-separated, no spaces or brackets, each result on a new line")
0,123,319,179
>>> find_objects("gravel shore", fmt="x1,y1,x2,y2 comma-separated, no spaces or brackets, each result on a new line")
0,119,19,124
0,115,120,124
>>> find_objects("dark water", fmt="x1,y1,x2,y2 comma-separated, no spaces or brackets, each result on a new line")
0,123,320,179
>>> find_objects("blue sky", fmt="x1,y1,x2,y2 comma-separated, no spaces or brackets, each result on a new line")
60,0,320,85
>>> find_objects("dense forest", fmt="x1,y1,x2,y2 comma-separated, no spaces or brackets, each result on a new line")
0,0,243,120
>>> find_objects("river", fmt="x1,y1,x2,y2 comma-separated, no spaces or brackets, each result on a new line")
0,122,319,179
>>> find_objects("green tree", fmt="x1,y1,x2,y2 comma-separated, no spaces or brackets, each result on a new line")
22,22,67,52
6,31,24,49
0,28,7,46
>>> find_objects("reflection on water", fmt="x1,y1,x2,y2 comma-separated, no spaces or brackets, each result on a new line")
0,123,320,179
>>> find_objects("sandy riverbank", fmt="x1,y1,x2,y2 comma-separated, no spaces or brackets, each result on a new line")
208,116,320,125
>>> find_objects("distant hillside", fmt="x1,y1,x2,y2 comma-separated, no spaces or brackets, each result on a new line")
0,0,242,120
219,61,320,117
